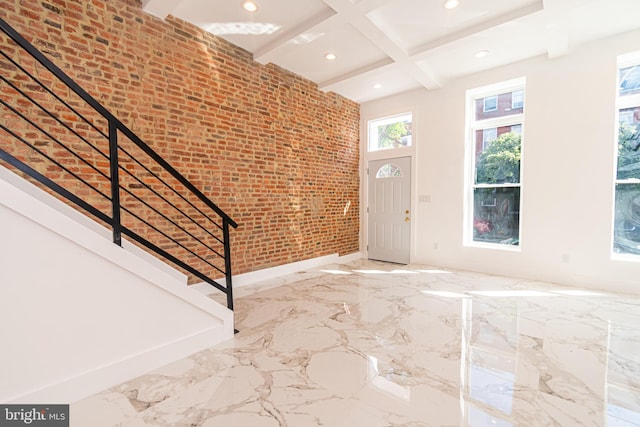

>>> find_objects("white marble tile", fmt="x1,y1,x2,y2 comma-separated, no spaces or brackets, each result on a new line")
72,260,640,426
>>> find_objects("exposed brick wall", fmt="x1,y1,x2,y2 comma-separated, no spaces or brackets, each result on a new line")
0,0,360,279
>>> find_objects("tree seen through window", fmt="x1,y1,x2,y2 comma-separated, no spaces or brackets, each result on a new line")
368,113,412,152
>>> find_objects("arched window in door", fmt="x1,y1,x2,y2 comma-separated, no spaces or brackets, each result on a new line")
376,163,403,178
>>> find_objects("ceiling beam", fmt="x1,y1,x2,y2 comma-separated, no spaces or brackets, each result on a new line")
254,0,395,65
545,25,569,59
253,8,339,65
542,0,569,59
318,58,394,89
322,0,442,89
141,0,184,20
409,0,545,57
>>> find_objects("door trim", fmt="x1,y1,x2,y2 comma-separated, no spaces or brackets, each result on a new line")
365,154,414,264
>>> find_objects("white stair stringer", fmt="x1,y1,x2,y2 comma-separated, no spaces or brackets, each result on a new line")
0,165,234,404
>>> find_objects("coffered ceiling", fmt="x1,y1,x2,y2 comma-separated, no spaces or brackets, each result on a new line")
142,0,640,103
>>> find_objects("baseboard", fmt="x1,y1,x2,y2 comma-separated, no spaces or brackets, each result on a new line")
7,325,228,404
191,252,363,295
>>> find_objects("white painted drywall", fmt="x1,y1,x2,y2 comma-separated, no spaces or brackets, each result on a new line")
0,166,233,403
360,29,640,294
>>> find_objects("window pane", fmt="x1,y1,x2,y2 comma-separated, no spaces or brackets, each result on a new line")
619,65,640,97
473,187,520,245
475,90,524,121
482,128,497,150
613,183,640,255
512,90,524,109
617,107,640,181
368,113,412,152
483,96,497,112
376,163,402,178
475,131,522,185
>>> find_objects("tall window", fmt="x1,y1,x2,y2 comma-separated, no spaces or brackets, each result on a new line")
466,78,525,247
613,53,640,257
368,113,412,152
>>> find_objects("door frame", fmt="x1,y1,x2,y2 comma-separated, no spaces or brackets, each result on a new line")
367,156,413,264
360,150,418,263
360,111,417,263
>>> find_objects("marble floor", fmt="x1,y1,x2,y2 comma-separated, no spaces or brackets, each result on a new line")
72,259,640,427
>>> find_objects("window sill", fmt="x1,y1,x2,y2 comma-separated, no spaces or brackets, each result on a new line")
464,241,522,252
611,253,640,263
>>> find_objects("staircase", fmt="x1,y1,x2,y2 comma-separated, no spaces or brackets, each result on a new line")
0,17,238,403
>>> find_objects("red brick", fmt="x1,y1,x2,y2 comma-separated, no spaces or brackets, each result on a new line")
0,0,360,280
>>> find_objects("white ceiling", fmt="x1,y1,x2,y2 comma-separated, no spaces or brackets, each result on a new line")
142,0,640,103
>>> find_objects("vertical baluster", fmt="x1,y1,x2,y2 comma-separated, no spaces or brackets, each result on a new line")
223,218,234,311
108,121,122,246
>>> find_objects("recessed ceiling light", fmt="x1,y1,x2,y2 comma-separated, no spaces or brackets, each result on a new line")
241,0,258,12
444,0,460,9
373,83,382,89
475,50,489,58
325,52,336,61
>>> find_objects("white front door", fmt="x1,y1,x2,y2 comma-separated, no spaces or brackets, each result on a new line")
367,157,411,264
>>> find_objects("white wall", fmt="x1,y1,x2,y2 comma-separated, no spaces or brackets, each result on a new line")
0,166,233,403
360,29,640,294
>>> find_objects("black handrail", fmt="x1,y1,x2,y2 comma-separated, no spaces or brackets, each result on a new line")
0,17,237,310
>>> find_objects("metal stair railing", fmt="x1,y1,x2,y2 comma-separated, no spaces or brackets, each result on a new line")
0,17,238,310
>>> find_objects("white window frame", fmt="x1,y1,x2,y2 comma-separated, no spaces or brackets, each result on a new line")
464,77,526,250
619,62,640,96
367,112,413,152
362,108,417,264
612,52,640,261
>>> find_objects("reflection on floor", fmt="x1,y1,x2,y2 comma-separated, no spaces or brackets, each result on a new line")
72,259,640,426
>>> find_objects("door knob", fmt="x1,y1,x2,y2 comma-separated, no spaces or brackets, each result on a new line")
405,217,410,222
405,210,410,214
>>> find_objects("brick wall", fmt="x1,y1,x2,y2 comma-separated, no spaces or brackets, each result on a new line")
0,0,360,278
